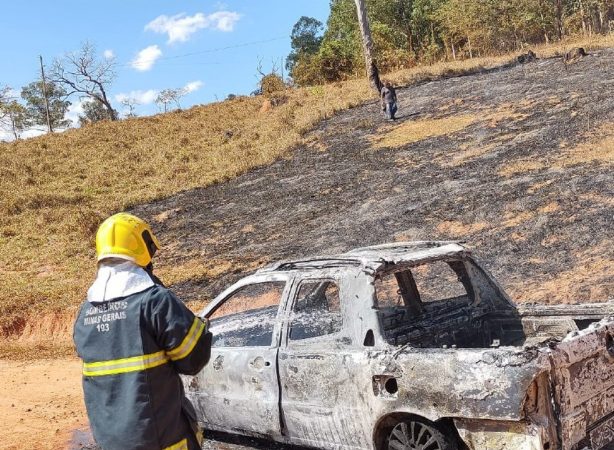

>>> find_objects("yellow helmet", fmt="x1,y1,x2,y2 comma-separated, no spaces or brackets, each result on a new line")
95,213,160,267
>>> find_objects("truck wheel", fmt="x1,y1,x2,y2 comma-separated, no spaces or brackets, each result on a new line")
386,419,458,450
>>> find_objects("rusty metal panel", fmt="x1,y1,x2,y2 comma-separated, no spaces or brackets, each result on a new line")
454,419,547,450
549,320,614,450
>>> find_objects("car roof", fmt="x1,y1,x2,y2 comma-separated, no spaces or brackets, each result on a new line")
257,241,468,274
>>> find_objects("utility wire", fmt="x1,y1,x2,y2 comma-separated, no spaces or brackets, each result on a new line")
115,35,287,68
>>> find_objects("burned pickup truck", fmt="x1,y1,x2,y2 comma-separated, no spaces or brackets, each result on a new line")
183,241,614,450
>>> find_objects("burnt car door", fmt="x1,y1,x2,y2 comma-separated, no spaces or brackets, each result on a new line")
278,274,374,449
186,274,291,438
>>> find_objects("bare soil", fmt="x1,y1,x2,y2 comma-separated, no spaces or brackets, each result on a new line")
0,359,86,450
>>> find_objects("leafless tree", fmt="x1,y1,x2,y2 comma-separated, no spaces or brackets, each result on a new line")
354,0,382,92
120,97,140,118
0,85,10,104
51,42,118,120
155,88,186,113
255,58,286,96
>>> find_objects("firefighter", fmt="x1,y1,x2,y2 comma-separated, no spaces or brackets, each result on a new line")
74,213,212,450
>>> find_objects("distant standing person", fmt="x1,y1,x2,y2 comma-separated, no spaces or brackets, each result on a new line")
381,81,398,120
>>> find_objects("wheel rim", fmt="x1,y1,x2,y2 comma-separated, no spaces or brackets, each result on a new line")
387,421,442,450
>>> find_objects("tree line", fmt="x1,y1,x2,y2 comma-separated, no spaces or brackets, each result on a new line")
286,0,614,85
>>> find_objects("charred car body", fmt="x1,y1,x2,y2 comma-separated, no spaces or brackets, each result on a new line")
183,242,614,450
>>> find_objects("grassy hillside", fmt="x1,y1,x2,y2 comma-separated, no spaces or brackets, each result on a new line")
0,35,612,339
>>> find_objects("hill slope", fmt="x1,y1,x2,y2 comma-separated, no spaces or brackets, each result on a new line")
0,45,537,338
138,49,613,307
0,41,612,344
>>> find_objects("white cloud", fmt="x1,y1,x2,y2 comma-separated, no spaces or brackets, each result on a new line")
103,49,115,59
0,117,49,141
0,127,47,142
115,89,159,105
184,80,203,93
145,11,241,43
208,11,241,32
131,45,162,71
64,97,90,127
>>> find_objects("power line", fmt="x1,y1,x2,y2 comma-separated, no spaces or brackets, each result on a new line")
116,35,287,68
39,55,53,133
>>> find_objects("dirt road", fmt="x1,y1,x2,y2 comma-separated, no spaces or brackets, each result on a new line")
1,356,612,450
0,359,86,450
0,358,300,450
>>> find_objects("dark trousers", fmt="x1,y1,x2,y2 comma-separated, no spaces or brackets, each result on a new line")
384,102,397,119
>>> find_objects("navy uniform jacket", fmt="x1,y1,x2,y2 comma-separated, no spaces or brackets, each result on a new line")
74,284,211,450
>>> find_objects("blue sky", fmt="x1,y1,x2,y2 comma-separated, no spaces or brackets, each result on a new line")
0,1,330,138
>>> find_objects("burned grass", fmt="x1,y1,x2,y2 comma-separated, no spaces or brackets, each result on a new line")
137,47,613,310
1,38,613,341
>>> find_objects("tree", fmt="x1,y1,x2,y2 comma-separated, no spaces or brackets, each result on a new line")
354,0,382,91
256,59,287,95
51,42,117,120
0,100,29,140
21,81,71,130
79,99,116,126
120,98,139,118
286,16,324,73
0,85,10,104
155,88,186,113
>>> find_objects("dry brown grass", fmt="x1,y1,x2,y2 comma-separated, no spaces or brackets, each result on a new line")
498,121,613,177
498,160,547,177
510,241,614,304
0,80,376,333
373,100,534,155
381,33,614,89
539,201,560,213
484,103,531,127
442,143,497,167
501,211,536,228
370,115,476,149
554,122,614,167
1,34,613,339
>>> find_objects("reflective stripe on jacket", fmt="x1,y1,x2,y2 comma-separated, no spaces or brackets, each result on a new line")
74,284,211,450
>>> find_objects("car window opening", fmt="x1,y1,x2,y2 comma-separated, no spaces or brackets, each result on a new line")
208,281,285,347
289,280,343,341
374,260,528,349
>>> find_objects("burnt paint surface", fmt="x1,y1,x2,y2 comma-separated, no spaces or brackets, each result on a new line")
182,242,614,450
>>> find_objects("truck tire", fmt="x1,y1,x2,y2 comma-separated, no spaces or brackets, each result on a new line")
386,418,458,450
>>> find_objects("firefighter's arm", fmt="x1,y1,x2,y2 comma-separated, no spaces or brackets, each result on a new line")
148,289,212,375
